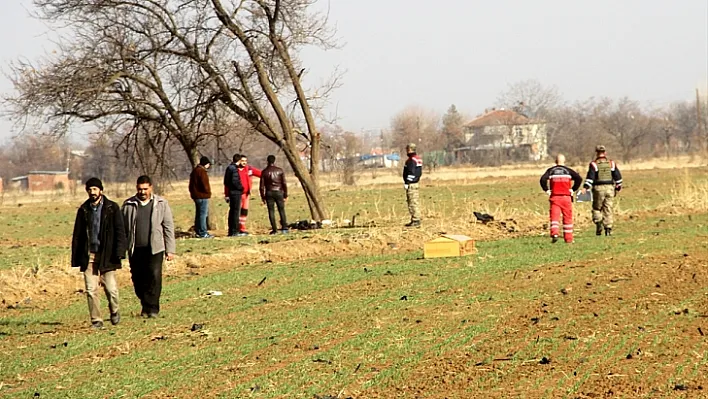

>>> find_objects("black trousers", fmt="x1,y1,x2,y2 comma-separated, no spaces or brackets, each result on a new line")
227,193,243,236
129,247,164,314
265,190,287,232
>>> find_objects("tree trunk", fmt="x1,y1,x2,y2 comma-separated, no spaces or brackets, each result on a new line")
281,146,326,221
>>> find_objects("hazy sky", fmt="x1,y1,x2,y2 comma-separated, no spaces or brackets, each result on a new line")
1,0,706,143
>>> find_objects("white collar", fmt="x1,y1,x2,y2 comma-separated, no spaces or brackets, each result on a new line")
138,195,153,206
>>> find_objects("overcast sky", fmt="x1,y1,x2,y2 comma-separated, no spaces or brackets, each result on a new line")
1,0,706,143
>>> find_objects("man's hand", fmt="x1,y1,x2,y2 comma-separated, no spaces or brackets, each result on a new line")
582,188,587,195
546,190,551,196
225,197,230,204
284,197,288,202
404,184,409,190
615,185,622,192
166,253,175,261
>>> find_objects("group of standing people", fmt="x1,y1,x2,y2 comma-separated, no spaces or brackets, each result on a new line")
71,176,176,328
401,142,624,243
540,145,624,243
189,153,289,238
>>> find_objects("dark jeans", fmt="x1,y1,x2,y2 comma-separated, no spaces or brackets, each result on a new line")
265,190,287,232
227,193,243,236
129,247,164,314
194,198,209,237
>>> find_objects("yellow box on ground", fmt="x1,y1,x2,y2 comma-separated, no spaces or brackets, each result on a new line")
423,234,475,259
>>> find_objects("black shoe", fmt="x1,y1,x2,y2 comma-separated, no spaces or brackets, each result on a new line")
405,221,421,227
91,320,104,329
269,230,278,235
595,223,603,236
605,227,612,236
551,235,559,243
110,312,120,325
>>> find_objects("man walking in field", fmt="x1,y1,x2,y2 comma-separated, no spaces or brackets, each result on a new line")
583,145,623,236
540,154,583,243
189,156,212,238
224,154,261,236
260,155,289,235
71,178,127,328
122,175,176,318
403,143,423,227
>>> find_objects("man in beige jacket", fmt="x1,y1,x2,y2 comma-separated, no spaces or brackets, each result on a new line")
122,175,176,318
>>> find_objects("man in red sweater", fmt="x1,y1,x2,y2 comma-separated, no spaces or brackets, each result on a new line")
539,154,583,243
224,154,261,236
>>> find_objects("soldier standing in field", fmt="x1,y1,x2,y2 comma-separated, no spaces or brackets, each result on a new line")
403,143,423,227
582,145,623,236
540,154,583,243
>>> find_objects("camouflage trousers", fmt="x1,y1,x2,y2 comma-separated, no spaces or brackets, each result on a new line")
406,183,421,222
592,185,615,228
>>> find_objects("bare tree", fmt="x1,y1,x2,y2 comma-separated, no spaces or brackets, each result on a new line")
390,106,440,152
545,99,608,163
496,79,563,119
440,104,465,151
4,0,339,221
594,97,655,162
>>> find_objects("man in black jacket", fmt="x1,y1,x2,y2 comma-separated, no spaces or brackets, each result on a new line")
71,178,127,328
223,153,244,236
403,143,423,227
260,155,289,234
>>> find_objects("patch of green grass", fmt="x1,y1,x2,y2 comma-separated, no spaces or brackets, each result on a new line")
1,168,708,398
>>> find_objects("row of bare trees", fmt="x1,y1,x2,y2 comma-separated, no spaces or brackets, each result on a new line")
384,81,708,164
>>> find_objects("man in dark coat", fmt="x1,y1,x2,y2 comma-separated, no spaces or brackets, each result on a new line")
71,177,127,328
189,156,212,238
259,155,289,234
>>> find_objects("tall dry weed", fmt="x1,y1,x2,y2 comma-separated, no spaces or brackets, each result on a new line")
659,170,708,212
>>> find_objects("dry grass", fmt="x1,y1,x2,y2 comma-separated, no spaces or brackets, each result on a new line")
657,169,708,213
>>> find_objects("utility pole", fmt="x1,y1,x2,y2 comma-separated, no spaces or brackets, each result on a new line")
697,88,707,159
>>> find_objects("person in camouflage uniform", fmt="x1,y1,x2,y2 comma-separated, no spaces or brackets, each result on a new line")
583,145,623,236
403,143,423,227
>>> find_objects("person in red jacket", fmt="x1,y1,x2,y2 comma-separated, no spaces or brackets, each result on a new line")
224,154,261,236
540,154,583,243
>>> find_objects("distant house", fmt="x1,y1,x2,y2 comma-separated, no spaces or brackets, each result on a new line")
455,109,548,164
11,171,71,193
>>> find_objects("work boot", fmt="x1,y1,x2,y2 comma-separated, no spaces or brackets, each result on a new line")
605,227,612,236
595,222,603,236
551,235,559,244
91,320,104,329
110,312,120,325
405,220,421,228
